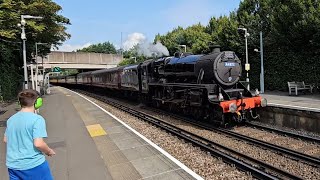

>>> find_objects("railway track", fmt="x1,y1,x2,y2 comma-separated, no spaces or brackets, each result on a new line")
75,89,302,180
245,122,320,144
142,106,320,167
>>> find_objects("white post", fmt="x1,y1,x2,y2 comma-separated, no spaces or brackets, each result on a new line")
35,63,39,92
22,24,28,89
46,73,50,94
35,43,39,92
244,30,250,91
30,64,35,89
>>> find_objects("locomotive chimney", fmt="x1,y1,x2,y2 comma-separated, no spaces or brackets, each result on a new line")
212,45,221,53
208,41,221,54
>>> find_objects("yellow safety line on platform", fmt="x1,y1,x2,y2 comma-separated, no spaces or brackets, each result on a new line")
86,124,107,137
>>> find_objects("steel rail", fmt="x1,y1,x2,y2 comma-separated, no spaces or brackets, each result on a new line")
213,127,320,166
77,90,302,180
142,106,320,167
245,122,320,144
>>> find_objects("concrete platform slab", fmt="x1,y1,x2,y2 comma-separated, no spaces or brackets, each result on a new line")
0,89,113,180
130,154,180,178
108,162,142,180
0,87,202,180
143,169,194,180
63,87,201,180
262,93,320,112
121,145,160,161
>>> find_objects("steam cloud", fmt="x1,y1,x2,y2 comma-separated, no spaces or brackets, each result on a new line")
137,41,169,57
123,32,169,57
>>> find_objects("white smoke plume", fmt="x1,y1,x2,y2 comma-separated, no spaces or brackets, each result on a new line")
137,41,169,57
123,33,146,51
123,32,169,57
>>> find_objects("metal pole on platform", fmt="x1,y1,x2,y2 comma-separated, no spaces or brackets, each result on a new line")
21,24,28,89
42,56,45,95
260,31,264,93
30,64,35,89
19,15,43,89
254,32,265,94
238,28,250,91
35,63,39,91
121,32,123,60
35,44,38,92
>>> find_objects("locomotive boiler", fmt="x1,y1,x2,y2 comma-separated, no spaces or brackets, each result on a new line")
158,46,241,85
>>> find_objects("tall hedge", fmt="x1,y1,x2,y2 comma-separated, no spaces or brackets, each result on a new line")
0,43,22,100
247,48,320,91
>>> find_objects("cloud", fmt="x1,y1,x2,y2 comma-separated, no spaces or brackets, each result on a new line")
53,43,92,52
123,33,146,50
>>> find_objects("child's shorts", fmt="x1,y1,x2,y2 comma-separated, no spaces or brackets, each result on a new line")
8,160,53,180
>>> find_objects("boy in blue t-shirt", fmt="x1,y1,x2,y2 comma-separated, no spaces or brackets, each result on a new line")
3,89,55,180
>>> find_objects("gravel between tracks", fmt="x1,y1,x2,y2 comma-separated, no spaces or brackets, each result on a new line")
86,96,253,180
134,106,320,179
232,126,320,157
250,120,320,139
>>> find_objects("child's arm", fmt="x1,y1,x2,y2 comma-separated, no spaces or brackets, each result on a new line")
34,138,55,156
3,136,6,143
33,117,55,156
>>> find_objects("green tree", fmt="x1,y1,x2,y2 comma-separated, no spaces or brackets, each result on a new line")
154,26,186,55
155,24,212,55
184,24,211,54
237,0,320,90
118,45,147,66
0,0,70,100
207,14,242,53
0,0,71,56
77,41,117,54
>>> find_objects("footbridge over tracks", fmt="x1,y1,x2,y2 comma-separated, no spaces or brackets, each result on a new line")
35,51,122,70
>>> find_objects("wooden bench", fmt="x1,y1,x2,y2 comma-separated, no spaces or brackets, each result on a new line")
287,81,313,95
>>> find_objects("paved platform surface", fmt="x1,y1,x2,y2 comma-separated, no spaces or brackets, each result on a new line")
261,92,320,112
0,87,198,180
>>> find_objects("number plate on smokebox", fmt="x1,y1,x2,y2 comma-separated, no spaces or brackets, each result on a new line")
224,62,236,67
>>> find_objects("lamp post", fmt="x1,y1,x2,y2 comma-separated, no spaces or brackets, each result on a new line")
178,45,186,53
19,15,43,89
238,28,250,90
254,31,264,93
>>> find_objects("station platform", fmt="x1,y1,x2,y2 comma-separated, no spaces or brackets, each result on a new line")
257,92,320,133
0,87,200,180
261,92,320,112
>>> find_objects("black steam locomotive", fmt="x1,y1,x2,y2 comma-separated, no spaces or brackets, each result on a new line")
51,46,266,125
